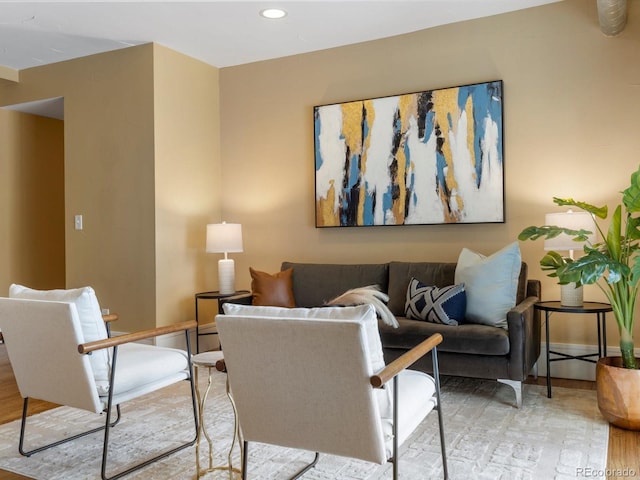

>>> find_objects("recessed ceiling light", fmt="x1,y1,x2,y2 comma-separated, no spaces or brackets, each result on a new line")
260,8,287,19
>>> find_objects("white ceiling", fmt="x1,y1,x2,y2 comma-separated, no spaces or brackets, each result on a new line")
0,0,561,119
0,0,561,71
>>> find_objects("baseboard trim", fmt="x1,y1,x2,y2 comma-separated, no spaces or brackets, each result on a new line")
539,343,640,381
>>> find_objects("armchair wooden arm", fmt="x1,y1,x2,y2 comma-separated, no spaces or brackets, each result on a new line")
370,333,442,388
215,359,226,372
78,320,197,354
102,313,118,323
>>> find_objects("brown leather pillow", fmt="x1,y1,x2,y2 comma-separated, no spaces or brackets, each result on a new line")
250,267,296,307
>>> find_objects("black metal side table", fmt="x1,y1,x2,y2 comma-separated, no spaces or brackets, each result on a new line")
534,301,612,398
195,290,250,353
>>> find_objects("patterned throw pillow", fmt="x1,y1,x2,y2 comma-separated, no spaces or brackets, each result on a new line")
405,278,466,325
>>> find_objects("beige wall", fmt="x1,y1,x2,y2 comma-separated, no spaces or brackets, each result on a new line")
153,44,221,327
0,110,65,291
0,44,158,331
0,44,221,332
220,0,640,348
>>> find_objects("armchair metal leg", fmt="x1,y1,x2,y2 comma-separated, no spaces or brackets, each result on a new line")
18,398,122,457
290,452,320,479
100,330,199,480
241,441,320,480
388,347,448,480
242,440,248,480
391,375,399,480
432,347,448,480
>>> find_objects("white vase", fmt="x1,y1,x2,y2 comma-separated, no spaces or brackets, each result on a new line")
560,282,583,306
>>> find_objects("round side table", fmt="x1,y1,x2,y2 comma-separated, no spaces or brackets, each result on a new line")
192,351,242,479
534,301,612,399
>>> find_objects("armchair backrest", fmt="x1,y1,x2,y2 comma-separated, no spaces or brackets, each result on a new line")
217,305,389,465
0,298,102,413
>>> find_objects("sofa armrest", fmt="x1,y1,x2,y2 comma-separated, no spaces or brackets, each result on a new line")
218,293,253,314
506,292,541,381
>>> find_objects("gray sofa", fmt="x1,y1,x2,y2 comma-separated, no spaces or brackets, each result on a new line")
225,260,541,407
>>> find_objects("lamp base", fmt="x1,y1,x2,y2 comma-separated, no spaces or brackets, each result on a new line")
218,259,236,295
561,283,583,307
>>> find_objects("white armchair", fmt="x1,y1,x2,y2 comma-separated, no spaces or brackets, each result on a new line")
216,303,448,480
0,285,198,480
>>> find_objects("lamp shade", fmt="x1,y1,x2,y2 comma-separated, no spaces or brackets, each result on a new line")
543,211,597,252
206,223,243,254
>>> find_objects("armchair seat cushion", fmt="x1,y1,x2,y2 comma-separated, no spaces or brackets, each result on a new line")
379,369,436,458
380,317,510,356
100,343,190,401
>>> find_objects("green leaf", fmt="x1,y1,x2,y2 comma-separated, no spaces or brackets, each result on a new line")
607,205,622,261
626,215,640,241
518,225,593,243
540,251,567,275
553,197,608,219
630,253,640,287
559,247,627,285
622,164,640,213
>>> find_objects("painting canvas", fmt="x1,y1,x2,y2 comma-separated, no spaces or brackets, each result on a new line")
314,80,504,227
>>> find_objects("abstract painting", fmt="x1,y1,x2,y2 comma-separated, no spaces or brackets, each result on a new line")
314,80,504,227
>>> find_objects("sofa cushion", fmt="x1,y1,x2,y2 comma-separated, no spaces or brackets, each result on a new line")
454,242,521,329
379,317,510,356
281,262,388,308
405,279,466,326
250,267,295,307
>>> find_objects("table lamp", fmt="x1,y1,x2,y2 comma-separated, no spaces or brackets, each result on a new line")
206,222,243,295
544,210,597,306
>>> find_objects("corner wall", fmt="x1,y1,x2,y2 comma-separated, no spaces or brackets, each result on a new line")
220,0,640,349
153,44,221,327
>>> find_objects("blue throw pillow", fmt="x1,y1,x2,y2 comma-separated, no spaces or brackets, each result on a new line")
405,278,466,325
454,242,521,329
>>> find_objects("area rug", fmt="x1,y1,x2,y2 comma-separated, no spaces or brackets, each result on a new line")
0,374,608,480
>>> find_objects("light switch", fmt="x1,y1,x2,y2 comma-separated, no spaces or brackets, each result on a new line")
74,215,83,230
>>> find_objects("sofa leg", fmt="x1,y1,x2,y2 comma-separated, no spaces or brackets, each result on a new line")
497,379,522,408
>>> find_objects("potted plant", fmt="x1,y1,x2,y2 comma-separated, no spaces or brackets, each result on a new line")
519,164,640,429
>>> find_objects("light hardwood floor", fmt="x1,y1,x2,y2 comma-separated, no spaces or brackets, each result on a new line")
0,344,638,480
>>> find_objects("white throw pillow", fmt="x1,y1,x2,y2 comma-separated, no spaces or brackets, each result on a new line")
222,303,385,373
453,242,521,329
9,284,111,389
